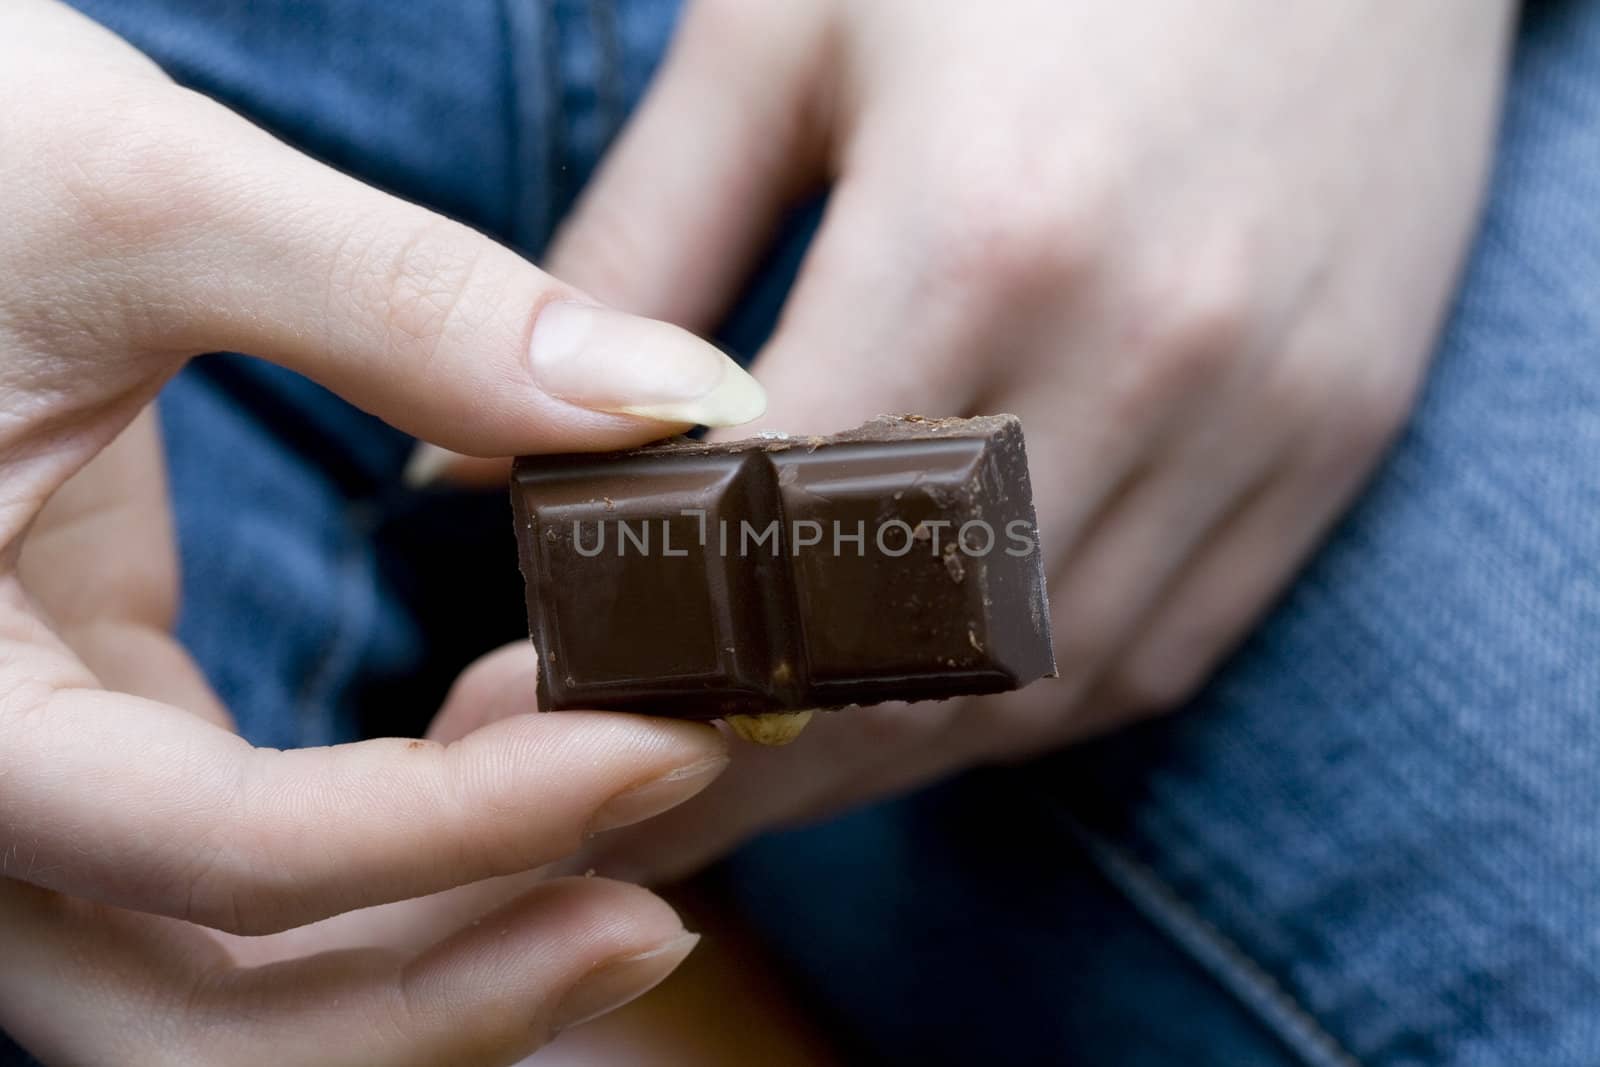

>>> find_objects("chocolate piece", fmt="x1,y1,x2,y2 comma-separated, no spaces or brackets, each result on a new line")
511,415,1056,720
724,710,815,746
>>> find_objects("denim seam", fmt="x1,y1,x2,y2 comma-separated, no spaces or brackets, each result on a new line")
494,0,522,245
539,0,569,224
1038,796,1365,1067
501,0,559,252
587,0,625,140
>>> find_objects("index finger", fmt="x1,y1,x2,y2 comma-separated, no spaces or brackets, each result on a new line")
0,630,728,934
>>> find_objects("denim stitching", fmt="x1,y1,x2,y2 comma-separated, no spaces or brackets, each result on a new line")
494,0,523,245
540,0,571,222
1035,791,1365,1067
587,0,626,141
500,0,559,252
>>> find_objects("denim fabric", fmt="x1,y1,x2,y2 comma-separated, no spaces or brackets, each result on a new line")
4,1,1596,1065
722,3,1600,1066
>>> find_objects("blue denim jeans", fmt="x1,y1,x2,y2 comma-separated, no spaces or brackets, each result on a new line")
8,2,1598,1064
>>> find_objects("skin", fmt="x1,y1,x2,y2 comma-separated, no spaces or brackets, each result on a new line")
0,0,1520,1060
0,2,772,1062
436,0,1523,1049
530,881,841,1067
531,0,1520,884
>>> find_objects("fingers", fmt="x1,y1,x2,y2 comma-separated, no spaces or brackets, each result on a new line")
218,646,663,959
1045,435,1278,695
1084,434,1387,731
545,0,833,330
723,181,995,437
411,175,995,482
0,879,230,1066
949,390,1389,756
422,643,756,889
17,409,232,726
579,699,968,887
929,452,1272,762
405,0,835,491
0,875,695,1067
0,648,728,931
7,78,763,466
425,642,543,745
212,880,692,1066
19,410,172,632
4,0,170,82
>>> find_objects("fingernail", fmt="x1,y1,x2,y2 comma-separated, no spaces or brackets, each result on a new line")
586,752,729,835
403,443,466,488
530,301,766,427
551,932,700,1033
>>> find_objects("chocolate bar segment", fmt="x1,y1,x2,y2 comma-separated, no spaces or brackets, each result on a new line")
512,415,1056,719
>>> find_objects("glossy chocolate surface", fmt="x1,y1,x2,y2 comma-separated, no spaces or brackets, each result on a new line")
512,415,1056,719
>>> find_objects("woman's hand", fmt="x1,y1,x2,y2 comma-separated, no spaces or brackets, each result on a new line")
0,2,767,1061
538,0,1516,882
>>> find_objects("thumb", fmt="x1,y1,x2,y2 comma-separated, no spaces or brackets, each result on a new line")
408,1,833,489
15,76,765,461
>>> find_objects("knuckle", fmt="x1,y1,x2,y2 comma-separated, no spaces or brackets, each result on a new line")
923,163,1110,301
177,843,253,934
374,987,422,1061
0,671,63,731
181,845,301,936
352,219,489,373
174,788,237,931
1145,259,1253,375
1109,250,1255,424
178,760,302,936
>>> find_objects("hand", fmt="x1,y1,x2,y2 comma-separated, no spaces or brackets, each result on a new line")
0,2,767,1061
535,0,1516,882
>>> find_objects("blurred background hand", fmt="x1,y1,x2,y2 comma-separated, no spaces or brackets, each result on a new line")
539,0,1515,883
